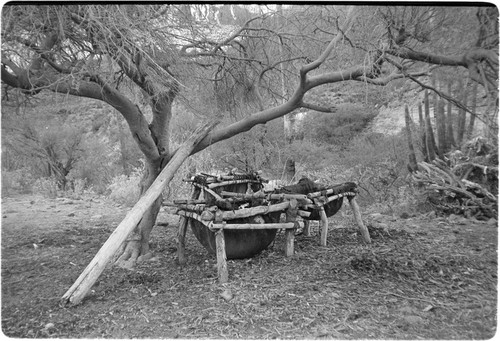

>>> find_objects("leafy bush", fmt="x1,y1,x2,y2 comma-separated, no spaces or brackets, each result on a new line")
288,131,419,215
107,167,143,206
32,177,59,198
70,135,122,194
301,103,377,147
1,168,36,195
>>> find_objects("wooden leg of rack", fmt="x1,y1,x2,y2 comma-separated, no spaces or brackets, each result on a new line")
348,197,371,244
319,207,328,246
215,229,228,283
303,220,311,236
285,228,295,257
177,217,189,265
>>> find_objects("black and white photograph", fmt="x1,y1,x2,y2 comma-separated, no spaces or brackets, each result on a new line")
1,3,497,339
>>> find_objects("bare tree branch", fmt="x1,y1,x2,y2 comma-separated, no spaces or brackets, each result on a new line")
300,6,356,84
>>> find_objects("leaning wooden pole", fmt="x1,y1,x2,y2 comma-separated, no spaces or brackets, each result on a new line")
319,206,329,246
61,120,218,305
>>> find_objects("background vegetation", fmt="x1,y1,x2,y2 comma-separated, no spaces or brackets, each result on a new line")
0,86,420,215
1,4,497,217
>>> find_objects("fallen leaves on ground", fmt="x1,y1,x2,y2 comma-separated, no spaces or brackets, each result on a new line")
1,195,497,339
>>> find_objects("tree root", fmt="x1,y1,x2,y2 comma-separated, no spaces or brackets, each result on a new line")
114,240,153,269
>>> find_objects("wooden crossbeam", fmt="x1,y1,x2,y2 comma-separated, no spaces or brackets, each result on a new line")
208,179,262,189
210,221,304,230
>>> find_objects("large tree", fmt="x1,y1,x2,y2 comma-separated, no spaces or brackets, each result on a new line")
2,4,497,266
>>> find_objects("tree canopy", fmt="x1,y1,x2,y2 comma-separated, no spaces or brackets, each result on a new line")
3,5,496,155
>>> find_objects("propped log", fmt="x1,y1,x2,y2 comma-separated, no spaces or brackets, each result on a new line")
61,120,218,305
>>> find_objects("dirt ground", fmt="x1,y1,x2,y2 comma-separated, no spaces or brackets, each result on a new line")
1,194,497,339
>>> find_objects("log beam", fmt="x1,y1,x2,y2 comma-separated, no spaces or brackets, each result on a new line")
221,190,311,203
211,221,304,230
209,179,262,189
221,201,290,220
303,220,311,236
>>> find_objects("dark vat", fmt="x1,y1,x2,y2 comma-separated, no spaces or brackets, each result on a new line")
189,176,277,259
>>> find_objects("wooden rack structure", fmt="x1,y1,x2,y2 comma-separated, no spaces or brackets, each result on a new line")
165,172,371,283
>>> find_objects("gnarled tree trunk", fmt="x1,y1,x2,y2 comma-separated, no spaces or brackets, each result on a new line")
114,160,163,268
115,92,176,268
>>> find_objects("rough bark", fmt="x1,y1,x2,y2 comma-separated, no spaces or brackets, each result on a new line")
115,91,176,267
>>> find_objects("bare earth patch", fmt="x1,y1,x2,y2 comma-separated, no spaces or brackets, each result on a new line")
1,195,497,339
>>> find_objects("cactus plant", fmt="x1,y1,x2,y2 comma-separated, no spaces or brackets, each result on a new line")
405,105,418,172
424,89,438,161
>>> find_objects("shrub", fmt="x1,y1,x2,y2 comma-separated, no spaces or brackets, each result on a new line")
70,135,122,194
32,177,59,198
107,167,143,206
288,131,420,215
1,168,36,195
301,103,377,147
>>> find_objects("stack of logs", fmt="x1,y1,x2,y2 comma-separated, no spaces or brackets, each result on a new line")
413,157,498,219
